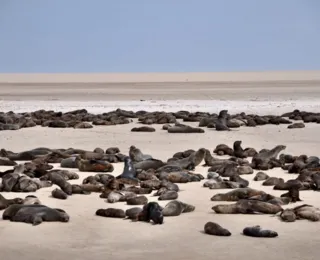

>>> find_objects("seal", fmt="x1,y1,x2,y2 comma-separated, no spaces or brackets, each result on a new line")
213,144,233,156
167,123,205,133
210,188,266,202
129,145,153,162
8,205,70,225
131,126,156,132
233,141,246,158
158,190,179,200
242,226,278,238
280,187,302,203
136,202,163,224
134,159,165,171
76,157,114,172
0,194,23,210
214,110,230,131
162,200,195,216
60,156,78,168
251,145,286,170
168,148,206,170
105,147,120,154
125,207,143,220
95,208,126,218
107,191,136,203
52,188,68,200
253,171,269,181
116,157,139,182
48,171,72,195
229,174,249,188
3,204,46,220
126,195,148,205
140,179,161,189
23,195,41,205
279,208,296,222
204,222,231,236
262,177,283,186
292,204,320,221
71,184,91,195
212,199,283,214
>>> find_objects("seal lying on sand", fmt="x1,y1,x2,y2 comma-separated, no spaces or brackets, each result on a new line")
3,204,70,225
76,156,114,172
278,204,320,222
211,188,266,202
204,222,231,236
162,200,195,216
242,226,278,238
212,199,282,214
96,208,126,218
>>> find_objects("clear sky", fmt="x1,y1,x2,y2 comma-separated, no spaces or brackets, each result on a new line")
0,0,319,73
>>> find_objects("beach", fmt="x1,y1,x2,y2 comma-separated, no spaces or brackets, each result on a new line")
0,72,320,260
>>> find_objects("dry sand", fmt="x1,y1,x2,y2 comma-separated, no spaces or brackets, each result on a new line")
0,72,320,260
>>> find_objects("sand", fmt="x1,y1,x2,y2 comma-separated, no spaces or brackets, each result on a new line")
0,72,320,260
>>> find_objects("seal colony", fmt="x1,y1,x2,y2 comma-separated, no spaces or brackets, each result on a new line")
1,139,320,235
1,108,320,240
0,108,318,132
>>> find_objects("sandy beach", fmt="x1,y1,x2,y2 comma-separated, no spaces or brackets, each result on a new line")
0,72,320,260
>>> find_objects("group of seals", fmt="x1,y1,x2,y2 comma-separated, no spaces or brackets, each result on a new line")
204,222,277,238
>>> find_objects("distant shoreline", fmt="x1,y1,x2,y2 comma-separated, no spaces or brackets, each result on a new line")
1,71,320,83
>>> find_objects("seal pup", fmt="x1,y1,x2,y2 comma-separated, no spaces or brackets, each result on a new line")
136,202,164,225
204,222,231,236
9,205,70,225
116,157,139,182
253,172,269,181
162,200,195,216
242,226,278,238
96,208,126,218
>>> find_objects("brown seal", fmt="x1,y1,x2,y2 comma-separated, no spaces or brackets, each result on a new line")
233,141,246,158
213,144,234,156
126,195,148,205
204,222,231,236
210,188,266,202
51,188,68,200
253,171,269,181
96,208,126,218
76,157,114,172
212,199,283,214
131,126,156,132
251,145,286,170
7,205,69,225
162,200,195,216
0,194,23,210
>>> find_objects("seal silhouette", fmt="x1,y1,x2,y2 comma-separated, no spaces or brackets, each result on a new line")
96,208,126,218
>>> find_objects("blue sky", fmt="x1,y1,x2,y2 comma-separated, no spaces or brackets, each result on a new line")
0,0,319,73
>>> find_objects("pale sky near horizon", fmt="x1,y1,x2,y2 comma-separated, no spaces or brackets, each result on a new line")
0,0,319,73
